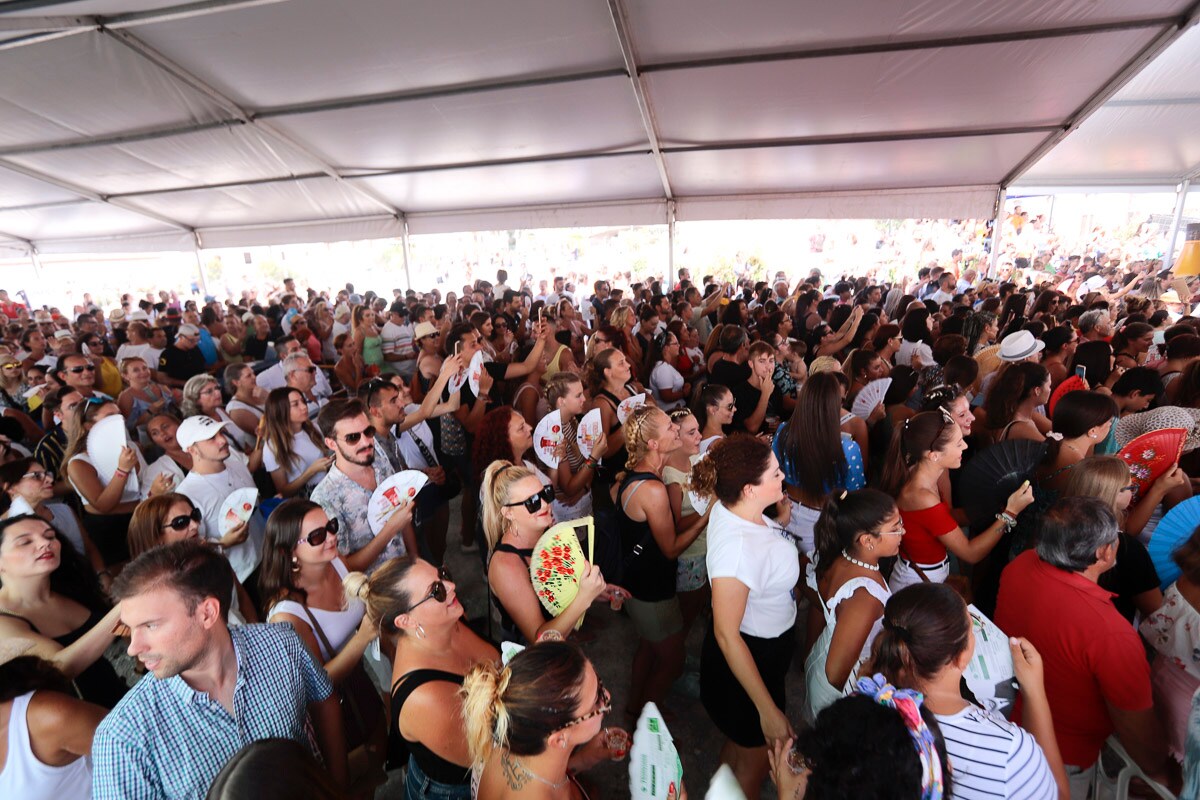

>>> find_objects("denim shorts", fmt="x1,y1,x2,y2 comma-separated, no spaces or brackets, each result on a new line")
404,756,472,800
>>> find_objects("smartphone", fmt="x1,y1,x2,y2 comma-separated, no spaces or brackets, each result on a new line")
1074,365,1086,380
454,341,461,357
538,306,544,323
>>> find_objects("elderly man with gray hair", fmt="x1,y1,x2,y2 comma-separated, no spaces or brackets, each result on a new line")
996,496,1177,797
282,352,326,419
1078,308,1113,342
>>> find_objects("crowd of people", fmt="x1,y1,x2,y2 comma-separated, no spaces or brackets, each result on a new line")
0,252,1199,800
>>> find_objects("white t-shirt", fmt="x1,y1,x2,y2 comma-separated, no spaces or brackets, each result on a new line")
936,705,1056,800
705,501,800,638
115,342,163,368
176,458,265,581
897,339,935,369
263,430,327,489
649,361,686,410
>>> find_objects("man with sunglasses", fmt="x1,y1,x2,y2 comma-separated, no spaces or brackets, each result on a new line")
53,353,111,401
256,336,334,400
311,399,416,574
282,353,326,419
174,416,265,593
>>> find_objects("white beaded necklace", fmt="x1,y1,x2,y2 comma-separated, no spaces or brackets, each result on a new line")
841,550,880,572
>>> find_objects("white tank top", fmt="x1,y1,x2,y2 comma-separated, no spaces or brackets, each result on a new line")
0,691,93,800
268,559,364,661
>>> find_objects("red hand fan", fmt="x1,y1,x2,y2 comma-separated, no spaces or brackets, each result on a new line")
1117,428,1186,502
1047,375,1086,417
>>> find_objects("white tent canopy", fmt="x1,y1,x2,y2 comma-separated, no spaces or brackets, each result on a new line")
1,0,1198,257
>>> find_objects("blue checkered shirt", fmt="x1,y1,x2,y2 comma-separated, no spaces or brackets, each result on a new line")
92,623,333,800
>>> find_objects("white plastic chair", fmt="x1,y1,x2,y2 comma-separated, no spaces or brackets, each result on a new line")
1093,736,1175,800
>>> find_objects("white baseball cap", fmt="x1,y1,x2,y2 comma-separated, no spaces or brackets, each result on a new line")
176,415,230,449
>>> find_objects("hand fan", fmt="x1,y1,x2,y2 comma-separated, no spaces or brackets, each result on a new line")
1117,428,1186,503
957,440,1048,535
629,702,683,800
851,378,891,420
1147,496,1200,590
974,344,1002,377
367,470,429,534
1116,406,1200,454
467,350,491,396
534,410,564,468
1047,374,1086,417
529,516,594,629
617,393,647,424
87,413,139,493
576,408,603,459
447,357,469,396
218,488,258,535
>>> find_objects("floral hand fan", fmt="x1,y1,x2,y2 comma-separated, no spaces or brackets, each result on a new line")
1117,428,1186,503
529,516,594,630
534,410,565,468
1048,375,1086,417
851,378,891,420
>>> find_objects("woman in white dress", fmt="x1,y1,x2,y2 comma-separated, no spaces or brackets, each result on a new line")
803,488,900,721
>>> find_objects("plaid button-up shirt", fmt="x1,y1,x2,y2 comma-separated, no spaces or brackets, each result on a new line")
92,623,333,800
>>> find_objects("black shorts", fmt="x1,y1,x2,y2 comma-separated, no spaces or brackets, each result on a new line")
700,621,795,748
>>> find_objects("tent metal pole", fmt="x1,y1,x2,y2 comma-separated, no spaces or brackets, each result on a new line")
667,201,676,290
192,232,210,299
1166,179,1192,272
401,218,413,293
988,188,1007,280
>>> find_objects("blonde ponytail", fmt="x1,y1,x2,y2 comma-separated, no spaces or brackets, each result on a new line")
461,661,513,765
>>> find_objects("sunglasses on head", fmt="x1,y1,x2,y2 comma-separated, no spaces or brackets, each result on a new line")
303,517,339,547
505,484,556,514
163,507,202,531
405,565,453,613
340,425,376,445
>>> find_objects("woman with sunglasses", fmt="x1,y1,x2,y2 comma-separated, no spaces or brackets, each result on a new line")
358,557,498,800
463,640,630,800
0,352,31,414
481,461,608,644
116,357,176,440
127,492,257,624
879,411,1033,592
63,400,168,566
262,387,333,499
803,489,900,721
0,457,102,583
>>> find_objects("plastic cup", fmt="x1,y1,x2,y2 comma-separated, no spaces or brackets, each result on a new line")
604,727,630,760
609,591,625,612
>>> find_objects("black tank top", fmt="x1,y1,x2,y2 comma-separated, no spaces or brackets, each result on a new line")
490,543,553,642
596,384,634,483
616,471,677,602
388,669,471,784
0,607,127,708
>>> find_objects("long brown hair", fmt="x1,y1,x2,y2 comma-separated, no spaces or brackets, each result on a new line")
127,493,194,558
778,372,848,496
262,387,326,473
879,411,958,496
62,399,120,463
257,498,321,613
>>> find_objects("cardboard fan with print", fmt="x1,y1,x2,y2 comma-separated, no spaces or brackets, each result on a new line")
851,378,891,420
534,410,565,469
467,350,491,396
529,516,594,629
576,408,603,459
617,393,647,424
1117,428,1186,503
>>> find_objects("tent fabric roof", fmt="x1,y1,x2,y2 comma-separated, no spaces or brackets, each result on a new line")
0,0,1197,256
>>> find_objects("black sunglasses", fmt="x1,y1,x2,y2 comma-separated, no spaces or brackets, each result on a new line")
504,484,555,514
67,364,96,374
163,507,203,531
304,517,340,547
406,565,453,613
340,425,376,445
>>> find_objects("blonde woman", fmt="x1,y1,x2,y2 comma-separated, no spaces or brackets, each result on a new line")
481,461,608,644
116,357,176,439
462,641,628,799
662,408,708,638
544,372,606,520
261,387,333,498
359,557,498,800
613,406,709,717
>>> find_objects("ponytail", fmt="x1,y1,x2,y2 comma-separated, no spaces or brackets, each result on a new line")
879,411,958,496
461,660,513,766
871,583,971,690
813,489,895,578
480,460,534,552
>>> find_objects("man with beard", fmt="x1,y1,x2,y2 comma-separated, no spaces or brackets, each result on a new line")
310,399,416,574
92,541,347,799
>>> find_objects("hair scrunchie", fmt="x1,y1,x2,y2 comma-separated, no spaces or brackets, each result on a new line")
855,674,944,800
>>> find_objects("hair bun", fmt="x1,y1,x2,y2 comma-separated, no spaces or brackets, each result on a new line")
342,571,369,602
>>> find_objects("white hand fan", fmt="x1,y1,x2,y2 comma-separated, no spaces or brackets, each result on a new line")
218,488,258,535
617,392,647,424
86,413,139,493
851,378,891,420
368,470,429,534
534,410,565,469
467,350,491,396
576,408,603,459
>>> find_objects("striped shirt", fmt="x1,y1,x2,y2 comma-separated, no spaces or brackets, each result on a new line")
936,705,1056,800
92,624,333,800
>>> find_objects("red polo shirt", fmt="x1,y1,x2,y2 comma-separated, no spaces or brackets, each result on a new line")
995,550,1152,768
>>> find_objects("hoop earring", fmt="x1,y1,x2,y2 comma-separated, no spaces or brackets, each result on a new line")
416,624,427,640
291,556,300,572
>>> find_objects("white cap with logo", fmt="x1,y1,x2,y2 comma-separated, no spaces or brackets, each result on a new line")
176,415,230,449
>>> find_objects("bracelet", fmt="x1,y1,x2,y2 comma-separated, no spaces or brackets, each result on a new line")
114,468,129,477
995,511,1017,529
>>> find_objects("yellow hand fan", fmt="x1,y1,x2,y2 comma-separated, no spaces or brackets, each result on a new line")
529,516,594,630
